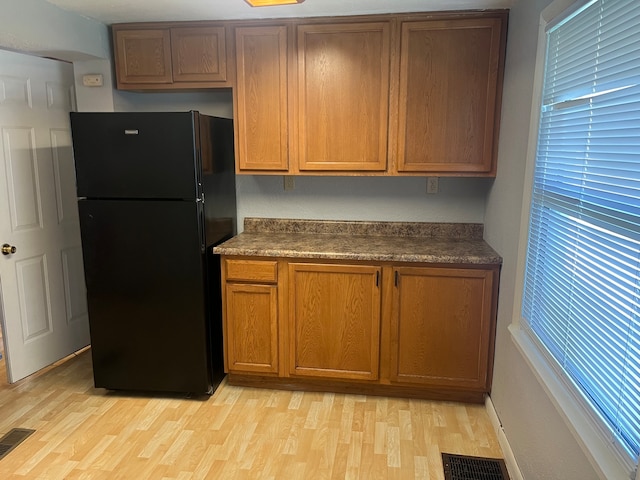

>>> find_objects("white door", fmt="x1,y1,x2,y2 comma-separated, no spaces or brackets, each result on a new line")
0,49,90,383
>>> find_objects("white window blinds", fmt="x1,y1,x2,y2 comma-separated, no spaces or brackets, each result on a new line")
522,0,640,461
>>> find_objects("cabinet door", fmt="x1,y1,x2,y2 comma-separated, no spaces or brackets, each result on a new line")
113,29,173,85
234,26,289,172
289,263,381,380
390,267,496,390
225,283,279,374
395,18,504,175
171,26,227,83
296,22,391,172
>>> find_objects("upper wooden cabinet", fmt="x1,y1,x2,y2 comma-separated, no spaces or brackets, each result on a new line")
233,21,391,174
234,26,289,172
295,22,391,172
112,23,230,90
170,26,227,83
231,11,507,176
394,18,505,175
113,29,173,85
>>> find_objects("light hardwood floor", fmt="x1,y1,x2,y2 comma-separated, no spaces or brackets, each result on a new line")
0,349,504,479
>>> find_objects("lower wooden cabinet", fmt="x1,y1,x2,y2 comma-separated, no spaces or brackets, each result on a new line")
222,259,279,375
390,267,495,389
225,283,278,374
220,256,499,402
288,263,381,380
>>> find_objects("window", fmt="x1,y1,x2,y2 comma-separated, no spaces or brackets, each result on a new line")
522,0,640,466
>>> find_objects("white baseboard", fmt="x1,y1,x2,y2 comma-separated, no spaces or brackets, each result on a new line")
485,395,524,480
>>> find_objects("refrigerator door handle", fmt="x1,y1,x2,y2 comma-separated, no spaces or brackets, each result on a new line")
197,202,206,252
195,149,203,198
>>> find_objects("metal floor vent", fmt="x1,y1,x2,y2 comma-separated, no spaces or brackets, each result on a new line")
442,453,510,480
0,428,35,461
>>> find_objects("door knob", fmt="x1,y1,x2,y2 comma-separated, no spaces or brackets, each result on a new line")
2,244,16,255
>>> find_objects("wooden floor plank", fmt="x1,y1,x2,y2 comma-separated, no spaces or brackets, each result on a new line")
0,349,504,478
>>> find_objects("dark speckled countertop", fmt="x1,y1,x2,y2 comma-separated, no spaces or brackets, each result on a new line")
213,218,502,265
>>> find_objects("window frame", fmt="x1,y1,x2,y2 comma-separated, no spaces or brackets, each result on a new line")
511,0,640,478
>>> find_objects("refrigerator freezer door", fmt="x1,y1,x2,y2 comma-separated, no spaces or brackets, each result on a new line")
78,199,213,393
71,112,201,200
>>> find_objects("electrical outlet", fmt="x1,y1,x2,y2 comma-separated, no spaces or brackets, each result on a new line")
82,74,103,87
426,177,439,194
283,176,295,191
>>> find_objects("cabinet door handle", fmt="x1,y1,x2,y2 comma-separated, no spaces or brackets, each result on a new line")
395,270,398,287
376,271,380,287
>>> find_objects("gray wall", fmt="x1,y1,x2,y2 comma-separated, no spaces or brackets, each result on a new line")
234,175,491,229
0,0,109,60
484,0,601,478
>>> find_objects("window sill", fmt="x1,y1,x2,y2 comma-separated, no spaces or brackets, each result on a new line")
508,323,636,480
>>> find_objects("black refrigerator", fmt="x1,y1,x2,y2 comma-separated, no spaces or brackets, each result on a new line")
70,111,236,395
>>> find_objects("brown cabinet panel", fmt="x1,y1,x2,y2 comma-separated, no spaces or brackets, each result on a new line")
112,23,230,90
114,29,173,85
395,18,504,174
225,259,278,283
234,26,289,172
390,266,495,389
289,263,381,380
225,283,279,374
171,26,227,82
296,22,391,172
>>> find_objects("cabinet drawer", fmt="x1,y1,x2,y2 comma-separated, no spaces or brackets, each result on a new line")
225,259,278,283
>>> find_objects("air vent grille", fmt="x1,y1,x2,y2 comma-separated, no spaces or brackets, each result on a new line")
442,452,510,480
0,428,35,461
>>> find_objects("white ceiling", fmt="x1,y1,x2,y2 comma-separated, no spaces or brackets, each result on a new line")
44,0,512,25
